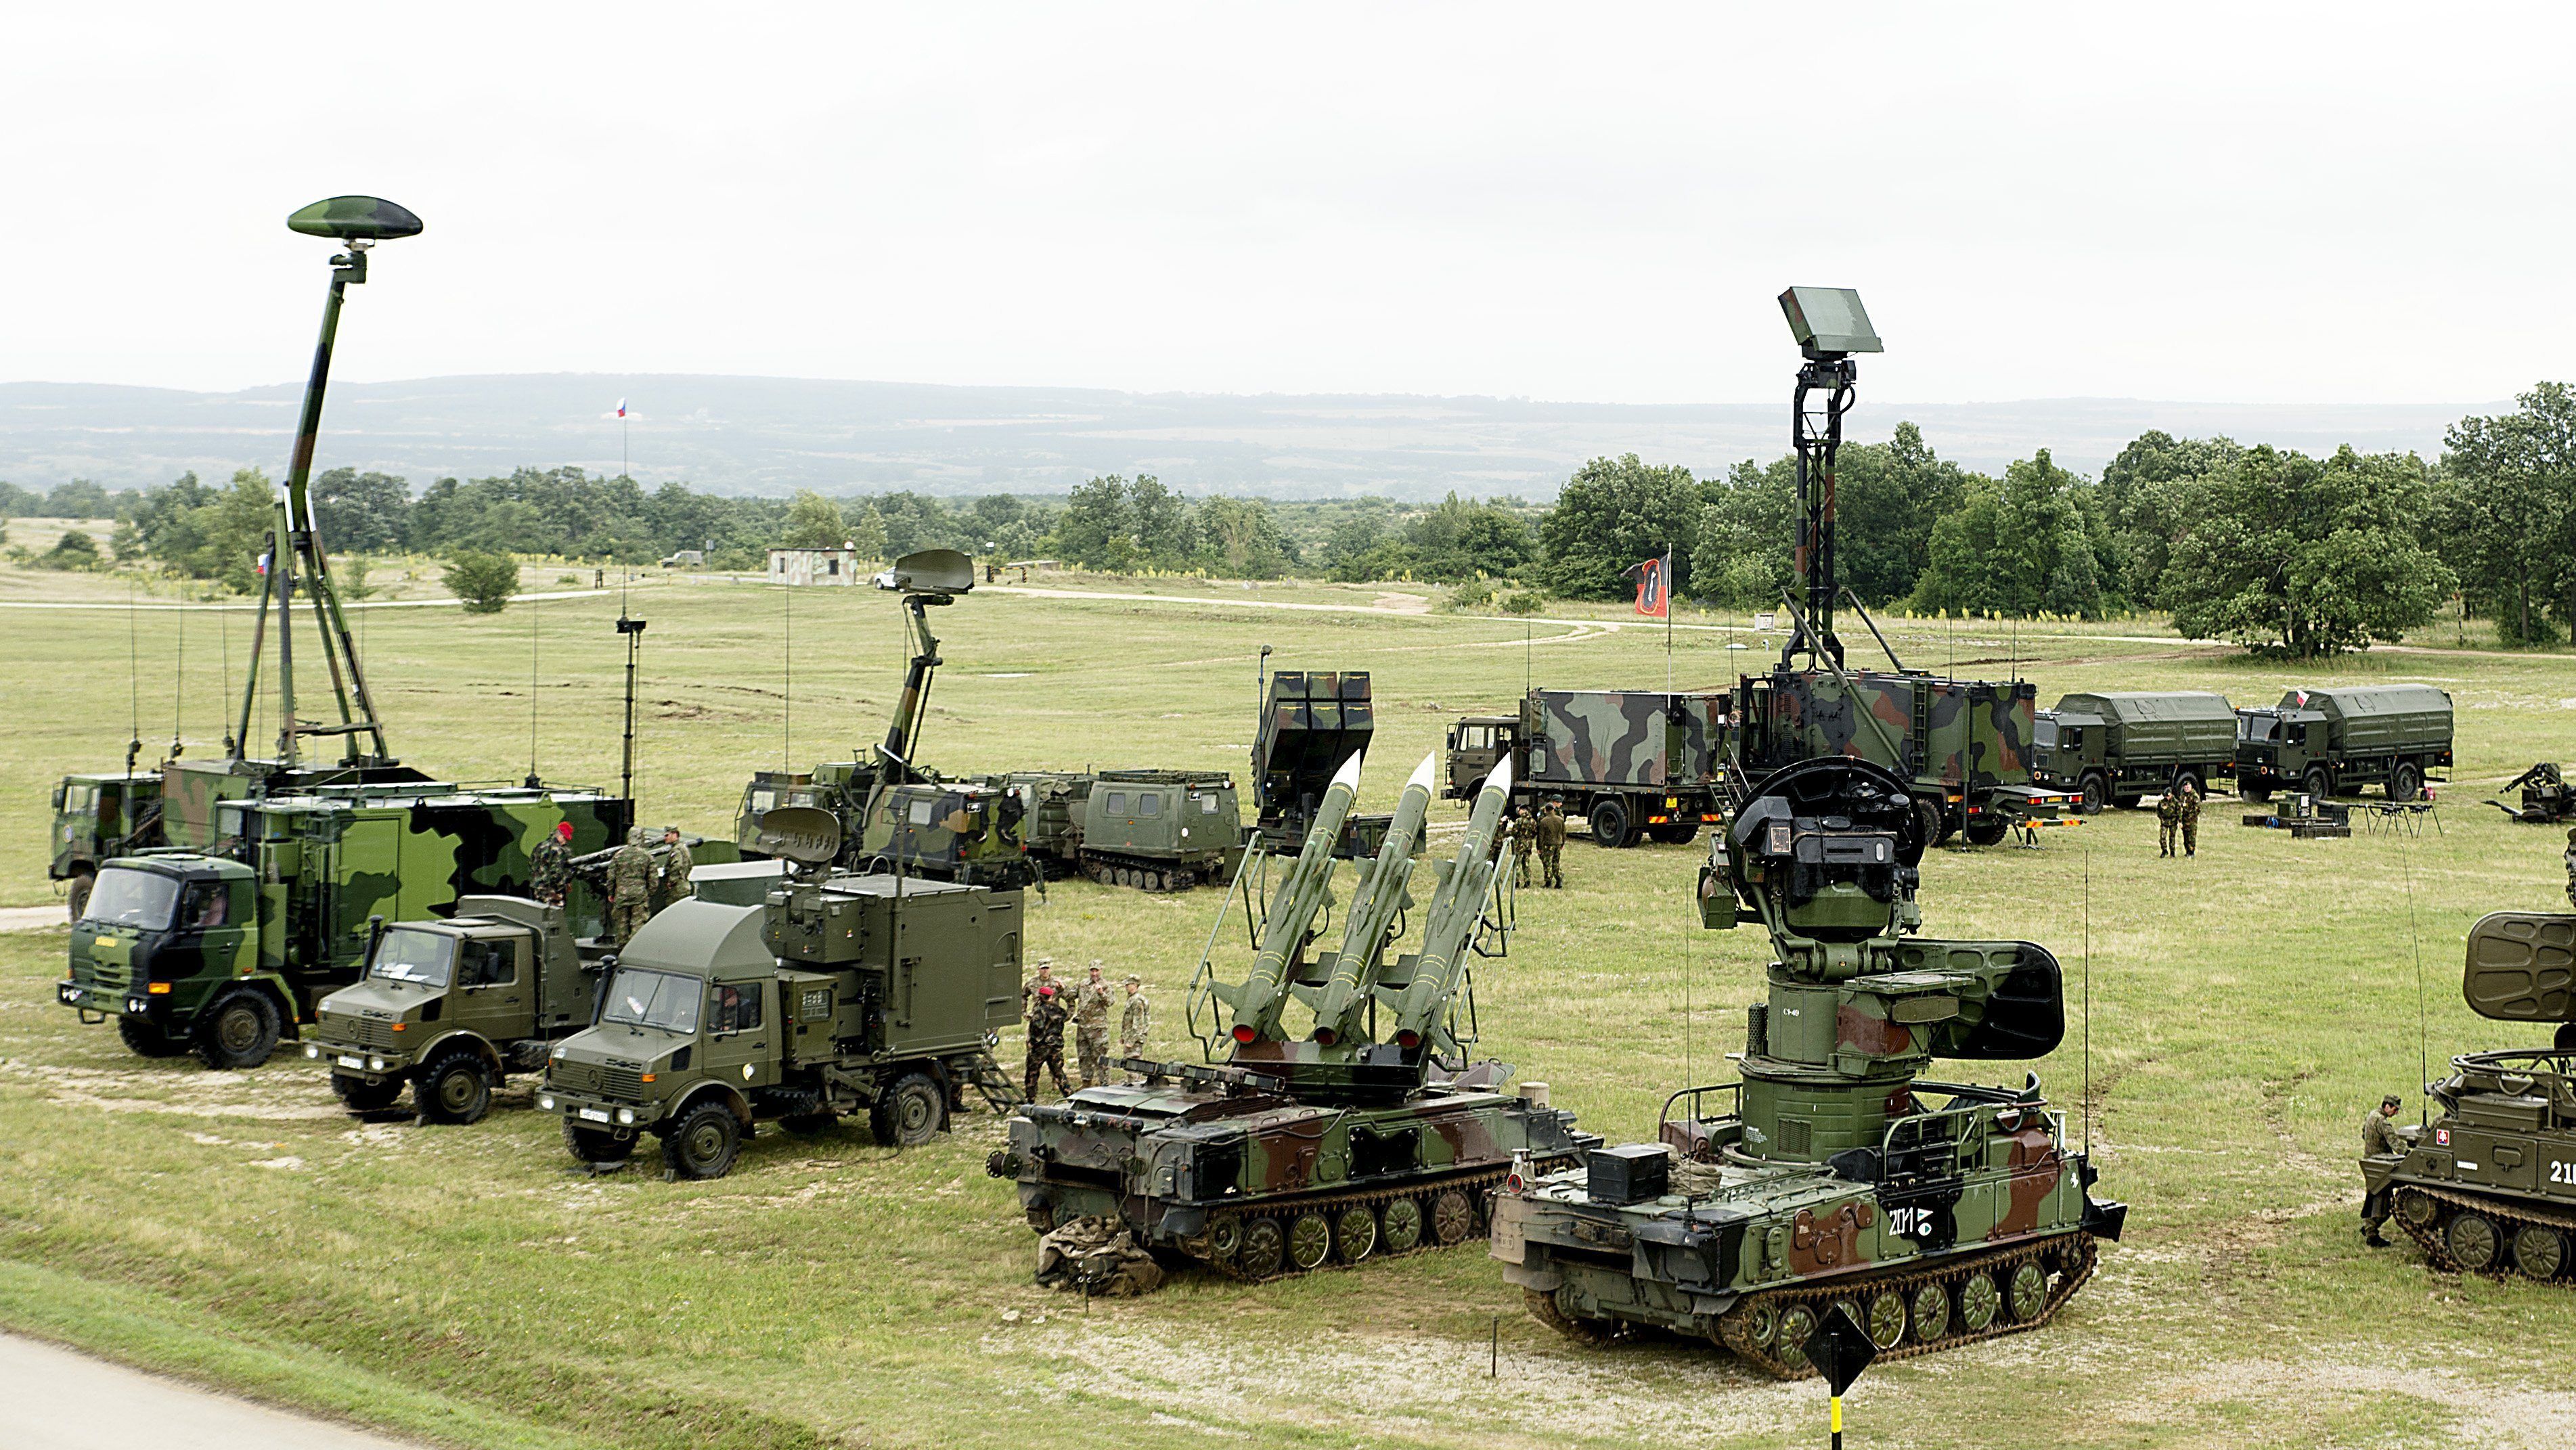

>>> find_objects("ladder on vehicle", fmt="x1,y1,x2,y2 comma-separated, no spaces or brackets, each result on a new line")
964,1050,1027,1113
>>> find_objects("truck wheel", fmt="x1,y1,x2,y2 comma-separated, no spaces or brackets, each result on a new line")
2391,761,2422,802
1647,821,1699,845
192,989,280,1070
562,1116,634,1166
2171,770,2204,800
1963,817,2010,847
2303,767,2334,802
116,1016,188,1058
2077,773,2108,815
420,1049,495,1125
2238,775,2271,804
67,867,95,922
663,1101,743,1179
869,1071,949,1147
332,1073,403,1112
1587,798,1631,849
1913,798,1946,849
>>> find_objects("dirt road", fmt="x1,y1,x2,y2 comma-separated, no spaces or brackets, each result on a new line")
0,1332,424,1449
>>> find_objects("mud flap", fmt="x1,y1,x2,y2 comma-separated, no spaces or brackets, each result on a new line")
2081,1196,2127,1242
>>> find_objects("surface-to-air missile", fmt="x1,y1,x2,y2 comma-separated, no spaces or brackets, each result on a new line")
988,751,1595,1280
1488,755,2124,1377
2368,911,2576,1281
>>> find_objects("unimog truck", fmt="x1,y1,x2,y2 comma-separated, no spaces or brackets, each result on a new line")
301,896,600,1123
1443,689,1729,848
2031,690,2238,813
2234,684,2453,802
539,807,1025,1178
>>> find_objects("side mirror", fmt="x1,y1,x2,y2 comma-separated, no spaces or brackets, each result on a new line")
364,915,386,970
51,786,66,811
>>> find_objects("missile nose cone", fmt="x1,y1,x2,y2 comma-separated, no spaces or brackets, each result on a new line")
1329,751,1366,793
1406,752,1438,792
1485,753,1515,796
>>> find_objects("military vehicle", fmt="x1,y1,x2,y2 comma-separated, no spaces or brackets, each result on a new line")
1443,689,1727,847
1489,755,2125,1374
2235,685,2453,802
2369,910,2576,1282
1007,769,1244,889
49,770,164,920
2489,763,2576,824
301,895,600,1122
538,806,1023,1177
987,751,1595,1279
2032,690,2238,813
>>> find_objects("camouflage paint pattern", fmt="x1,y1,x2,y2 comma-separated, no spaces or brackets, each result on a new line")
858,781,1038,888
55,858,260,1026
1522,689,1727,791
50,771,164,882
1253,670,1373,846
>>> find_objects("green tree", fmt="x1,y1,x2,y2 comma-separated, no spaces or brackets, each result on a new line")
45,478,112,518
843,501,889,562
1128,476,1197,564
782,490,847,549
1691,459,1794,608
2442,383,2576,646
1051,476,1137,570
39,529,102,570
1909,451,2110,618
1538,455,1699,599
1193,495,1291,578
2098,431,2243,607
310,468,411,553
2162,446,2451,658
1834,423,1971,603
0,482,38,516
443,551,520,614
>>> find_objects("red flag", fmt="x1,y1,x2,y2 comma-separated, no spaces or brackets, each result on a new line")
1632,553,1669,618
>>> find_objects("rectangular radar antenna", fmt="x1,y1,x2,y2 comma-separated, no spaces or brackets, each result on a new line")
1775,286,1880,673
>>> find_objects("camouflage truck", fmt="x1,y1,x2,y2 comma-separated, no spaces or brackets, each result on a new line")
2366,910,2576,1284
1008,769,1244,890
539,846,1025,1178
1734,667,2072,847
49,771,164,920
2031,691,2238,813
2235,684,2453,802
1489,757,2124,1376
301,895,600,1123
59,786,630,1067
1443,689,1728,848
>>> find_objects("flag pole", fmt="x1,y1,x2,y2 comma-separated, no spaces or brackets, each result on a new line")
1664,545,1674,689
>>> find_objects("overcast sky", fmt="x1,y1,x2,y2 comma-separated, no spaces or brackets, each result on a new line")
7,5,2569,407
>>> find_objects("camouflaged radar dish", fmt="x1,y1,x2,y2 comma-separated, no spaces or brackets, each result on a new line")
754,805,843,866
286,196,425,241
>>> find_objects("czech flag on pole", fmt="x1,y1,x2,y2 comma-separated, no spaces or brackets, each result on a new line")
615,399,627,418
1628,549,1671,618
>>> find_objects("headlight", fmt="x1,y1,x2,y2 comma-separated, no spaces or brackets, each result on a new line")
303,1044,319,1059
539,1095,556,1111
368,1056,386,1072
616,1108,635,1125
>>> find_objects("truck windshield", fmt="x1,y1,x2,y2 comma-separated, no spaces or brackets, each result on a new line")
370,928,456,987
2241,715,2278,742
2033,719,2058,747
602,968,703,1033
83,867,179,928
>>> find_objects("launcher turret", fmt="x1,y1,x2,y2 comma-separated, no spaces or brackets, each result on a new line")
1210,752,1362,1043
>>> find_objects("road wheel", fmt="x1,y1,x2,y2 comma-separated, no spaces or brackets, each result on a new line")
1429,1187,1475,1245
2078,773,2108,815
1737,1297,1781,1348
1380,1197,1425,1253
1205,1214,1243,1264
1335,1204,1378,1263
868,1070,948,1147
2005,1260,2049,1321
1586,798,1631,849
2447,1212,2501,1271
562,1116,634,1166
781,1111,840,1137
1773,1304,1817,1372
2391,761,2422,802
192,989,280,1070
1913,797,1946,848
67,867,95,922
2395,1190,2441,1229
2303,766,2334,803
116,1016,188,1058
1863,1289,1907,1349
2238,775,2271,803
1956,1271,2000,1333
1286,1211,1333,1271
1963,817,2010,847
2513,1223,2567,1279
331,1072,403,1112
1237,1219,1285,1279
1909,1281,1950,1342
664,1100,743,1180
420,1049,495,1125
1527,1286,1614,1341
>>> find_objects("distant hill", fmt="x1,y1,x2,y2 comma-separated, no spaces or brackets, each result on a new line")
0,374,2491,499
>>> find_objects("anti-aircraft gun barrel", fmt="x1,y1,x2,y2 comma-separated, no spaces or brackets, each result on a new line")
1389,754,1513,1051
1308,752,1435,1045
1217,751,1363,1043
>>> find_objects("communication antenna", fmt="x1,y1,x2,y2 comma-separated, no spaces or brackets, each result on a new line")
2402,831,2429,1125
126,581,142,777
617,611,646,805
1775,287,1880,672
171,602,185,761
220,595,236,755
2083,848,2093,1154
782,583,793,769
525,593,541,787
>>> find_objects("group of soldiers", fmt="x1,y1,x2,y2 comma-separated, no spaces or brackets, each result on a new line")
2156,779,2203,858
1021,957,1151,1101
527,821,696,945
1505,800,1570,889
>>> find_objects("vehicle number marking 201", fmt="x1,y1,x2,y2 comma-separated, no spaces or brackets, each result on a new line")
2550,1161,2576,1186
1887,1207,1930,1238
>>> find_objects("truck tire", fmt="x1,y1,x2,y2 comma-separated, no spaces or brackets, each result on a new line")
116,1016,188,1058
562,1116,634,1166
2077,773,2108,815
2171,770,2204,801
1646,821,1700,845
332,1073,404,1112
870,1071,949,1148
663,1100,743,1179
420,1048,495,1125
2391,761,2422,802
2303,766,2334,802
1913,798,1947,848
193,989,281,1070
2238,775,2271,803
1588,798,1632,850
1963,817,2011,847
67,867,95,923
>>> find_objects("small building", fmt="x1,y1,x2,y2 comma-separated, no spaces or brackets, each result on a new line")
767,547,863,586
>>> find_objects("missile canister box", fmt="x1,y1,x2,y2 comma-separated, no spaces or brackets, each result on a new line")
1253,671,1374,846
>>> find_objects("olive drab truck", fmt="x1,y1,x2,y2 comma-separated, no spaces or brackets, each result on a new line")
302,895,602,1123
2369,911,2576,1284
1442,689,1728,848
2234,685,2454,802
538,806,1025,1179
987,751,1595,1282
1488,756,2125,1376
1006,769,1245,890
50,771,165,920
2031,691,2238,813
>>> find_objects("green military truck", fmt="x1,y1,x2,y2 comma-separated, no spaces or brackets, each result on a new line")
1008,769,1244,890
49,771,166,920
2032,691,2238,813
539,818,1023,1178
301,896,600,1122
1442,689,1729,848
2234,685,2454,802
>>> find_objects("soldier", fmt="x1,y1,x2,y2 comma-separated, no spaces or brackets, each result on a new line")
2563,826,2576,909
2359,1093,2410,1246
1072,961,1114,1088
1023,980,1071,1101
2156,786,2182,858
1119,973,1151,1084
606,826,654,946
651,825,694,913
1022,957,1057,1016
1536,799,1568,889
2177,780,2202,859
1507,807,1537,888
530,820,574,908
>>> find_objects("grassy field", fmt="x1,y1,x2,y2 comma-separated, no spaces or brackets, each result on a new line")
5,568,2575,1449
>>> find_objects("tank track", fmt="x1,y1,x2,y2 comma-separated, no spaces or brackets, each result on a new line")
1711,1231,2100,1380
2390,1183,2576,1283
1183,1152,1584,1282
1079,852,1214,892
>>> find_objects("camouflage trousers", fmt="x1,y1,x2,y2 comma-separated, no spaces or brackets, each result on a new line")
1076,1026,1111,1087
2565,871,2576,911
2159,822,2177,857
1538,848,1563,889
1024,1037,1070,1100
1510,847,1532,888
2361,1186,2393,1233
2181,819,2198,855
1119,1035,1148,1084
608,898,650,945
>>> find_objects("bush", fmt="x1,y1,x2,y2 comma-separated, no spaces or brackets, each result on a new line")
338,555,375,600
1498,589,1546,616
39,530,103,570
443,551,520,614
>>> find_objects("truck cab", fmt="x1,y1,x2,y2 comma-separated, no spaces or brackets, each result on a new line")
59,857,260,1064
2234,705,2324,789
1442,717,1518,800
50,771,165,919
2029,709,2101,790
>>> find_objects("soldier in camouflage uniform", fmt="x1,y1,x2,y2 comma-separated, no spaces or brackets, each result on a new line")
1119,973,1151,1084
2563,827,2576,909
651,825,694,913
1507,807,1536,888
2359,1093,2409,1246
2156,786,2182,857
2177,779,2202,858
1536,799,1567,888
1072,961,1115,1088
1023,980,1071,1101
1022,957,1057,1015
606,826,654,945
530,820,574,907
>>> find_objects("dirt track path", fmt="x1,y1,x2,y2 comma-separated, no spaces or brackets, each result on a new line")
0,1332,424,1450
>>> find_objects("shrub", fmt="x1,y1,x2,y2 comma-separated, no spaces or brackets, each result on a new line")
444,551,520,614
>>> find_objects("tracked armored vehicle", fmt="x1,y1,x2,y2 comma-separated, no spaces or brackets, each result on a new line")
2371,911,2576,1281
1488,753,2123,1377
987,752,1593,1280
